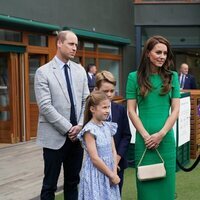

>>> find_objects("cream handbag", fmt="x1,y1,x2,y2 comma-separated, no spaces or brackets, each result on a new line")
137,148,166,181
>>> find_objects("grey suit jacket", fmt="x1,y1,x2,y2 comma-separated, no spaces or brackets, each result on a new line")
34,58,89,149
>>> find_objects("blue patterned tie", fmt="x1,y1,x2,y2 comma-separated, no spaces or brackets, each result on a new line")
64,64,77,126
92,74,95,81
180,75,185,89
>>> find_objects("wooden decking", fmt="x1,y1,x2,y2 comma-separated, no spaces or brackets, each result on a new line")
0,140,63,200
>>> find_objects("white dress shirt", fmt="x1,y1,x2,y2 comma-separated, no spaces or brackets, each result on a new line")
54,56,77,111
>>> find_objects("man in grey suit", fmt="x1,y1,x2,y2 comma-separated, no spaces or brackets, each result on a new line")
34,30,89,200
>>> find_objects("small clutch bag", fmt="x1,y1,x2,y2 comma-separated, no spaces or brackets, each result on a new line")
137,148,166,181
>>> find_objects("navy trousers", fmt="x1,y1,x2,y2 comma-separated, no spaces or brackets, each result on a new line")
118,168,124,195
40,137,83,200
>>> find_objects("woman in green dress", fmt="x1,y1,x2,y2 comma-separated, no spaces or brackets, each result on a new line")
126,35,180,200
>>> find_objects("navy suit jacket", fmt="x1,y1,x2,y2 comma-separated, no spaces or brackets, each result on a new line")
87,73,96,92
111,102,131,169
182,74,197,89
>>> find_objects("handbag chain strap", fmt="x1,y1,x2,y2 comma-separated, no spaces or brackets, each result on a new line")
137,148,164,167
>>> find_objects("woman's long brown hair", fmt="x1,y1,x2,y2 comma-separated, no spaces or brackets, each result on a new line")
83,91,109,126
137,35,174,97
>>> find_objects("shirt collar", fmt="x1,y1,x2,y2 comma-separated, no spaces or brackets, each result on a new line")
109,101,112,115
55,56,70,70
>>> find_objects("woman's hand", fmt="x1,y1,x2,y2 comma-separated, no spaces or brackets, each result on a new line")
145,132,164,149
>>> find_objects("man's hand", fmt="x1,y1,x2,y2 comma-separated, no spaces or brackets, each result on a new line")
68,125,82,142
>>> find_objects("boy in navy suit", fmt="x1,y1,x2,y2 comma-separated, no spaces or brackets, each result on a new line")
95,70,131,194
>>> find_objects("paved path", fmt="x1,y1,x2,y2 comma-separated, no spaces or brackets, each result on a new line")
0,140,63,200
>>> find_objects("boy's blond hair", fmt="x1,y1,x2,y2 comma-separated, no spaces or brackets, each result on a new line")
95,70,116,89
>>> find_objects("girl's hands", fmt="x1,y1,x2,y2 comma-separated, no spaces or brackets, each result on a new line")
109,173,120,185
145,132,164,149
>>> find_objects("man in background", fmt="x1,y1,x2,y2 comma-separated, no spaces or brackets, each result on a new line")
179,63,197,89
86,63,97,92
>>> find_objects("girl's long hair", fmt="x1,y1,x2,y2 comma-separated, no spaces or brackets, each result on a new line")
138,35,174,97
83,91,109,126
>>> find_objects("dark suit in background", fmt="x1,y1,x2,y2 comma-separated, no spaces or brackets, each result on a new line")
180,74,197,89
87,73,96,92
111,102,131,193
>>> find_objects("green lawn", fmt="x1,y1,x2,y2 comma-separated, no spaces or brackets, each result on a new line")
56,163,200,200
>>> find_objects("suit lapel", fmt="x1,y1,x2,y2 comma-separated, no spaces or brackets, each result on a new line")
184,75,189,87
51,59,70,102
70,63,79,101
111,102,118,123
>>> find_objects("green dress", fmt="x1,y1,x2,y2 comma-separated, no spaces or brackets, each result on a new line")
126,71,180,200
